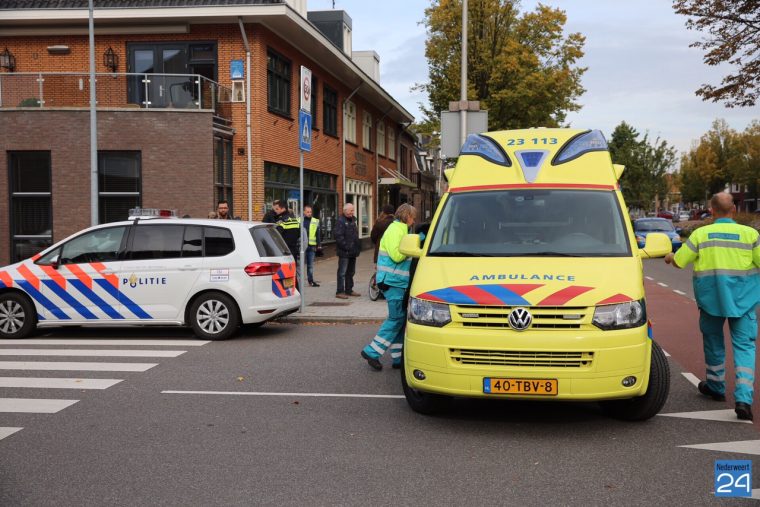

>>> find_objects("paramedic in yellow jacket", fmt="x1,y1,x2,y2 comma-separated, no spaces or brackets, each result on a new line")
361,204,417,371
665,192,759,421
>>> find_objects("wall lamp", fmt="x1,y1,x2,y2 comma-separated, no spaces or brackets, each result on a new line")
0,47,16,72
103,46,119,72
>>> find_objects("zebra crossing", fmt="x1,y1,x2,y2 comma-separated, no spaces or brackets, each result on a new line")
0,337,209,441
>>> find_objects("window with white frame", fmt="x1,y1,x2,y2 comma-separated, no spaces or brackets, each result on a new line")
362,111,372,150
345,101,357,143
377,121,386,157
388,128,396,160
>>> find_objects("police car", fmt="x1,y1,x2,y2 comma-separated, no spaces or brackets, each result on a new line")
0,209,300,341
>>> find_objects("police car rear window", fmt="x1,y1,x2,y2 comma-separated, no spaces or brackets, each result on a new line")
250,226,290,257
204,227,235,257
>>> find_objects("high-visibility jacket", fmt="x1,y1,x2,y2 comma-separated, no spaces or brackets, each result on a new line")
303,217,320,246
377,220,412,289
674,218,760,317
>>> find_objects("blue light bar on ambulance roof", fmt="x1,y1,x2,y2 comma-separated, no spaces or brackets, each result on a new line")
553,130,608,165
459,134,511,166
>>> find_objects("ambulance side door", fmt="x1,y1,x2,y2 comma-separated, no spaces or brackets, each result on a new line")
118,223,202,321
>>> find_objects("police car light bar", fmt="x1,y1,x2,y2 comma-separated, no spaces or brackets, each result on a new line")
553,130,608,165
459,134,511,167
128,207,178,220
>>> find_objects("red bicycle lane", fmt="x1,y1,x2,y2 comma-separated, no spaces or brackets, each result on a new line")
645,279,759,429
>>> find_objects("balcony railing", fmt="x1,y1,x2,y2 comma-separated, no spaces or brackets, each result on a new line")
0,72,232,119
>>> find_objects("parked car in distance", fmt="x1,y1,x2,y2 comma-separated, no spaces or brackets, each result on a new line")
634,218,683,252
656,210,674,220
677,211,690,222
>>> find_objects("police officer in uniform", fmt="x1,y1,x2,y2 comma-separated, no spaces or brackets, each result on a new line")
302,205,321,287
266,200,302,288
665,192,759,421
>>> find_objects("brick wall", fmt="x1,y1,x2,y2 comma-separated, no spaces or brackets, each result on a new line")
0,109,213,266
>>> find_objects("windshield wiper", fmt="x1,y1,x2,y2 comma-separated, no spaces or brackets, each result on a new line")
529,252,583,257
430,251,494,257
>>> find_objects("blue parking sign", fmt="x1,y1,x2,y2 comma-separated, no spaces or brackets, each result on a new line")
299,110,312,152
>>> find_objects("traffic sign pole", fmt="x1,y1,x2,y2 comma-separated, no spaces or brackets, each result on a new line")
298,66,312,313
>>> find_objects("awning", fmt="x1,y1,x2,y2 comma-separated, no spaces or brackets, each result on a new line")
379,165,416,188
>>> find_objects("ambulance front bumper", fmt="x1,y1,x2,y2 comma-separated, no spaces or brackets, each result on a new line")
404,322,652,401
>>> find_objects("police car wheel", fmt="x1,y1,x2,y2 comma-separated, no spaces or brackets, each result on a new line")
189,293,240,341
600,341,670,421
401,363,451,415
0,293,36,339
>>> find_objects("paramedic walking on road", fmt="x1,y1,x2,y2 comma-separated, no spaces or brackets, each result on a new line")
665,192,759,421
361,204,417,371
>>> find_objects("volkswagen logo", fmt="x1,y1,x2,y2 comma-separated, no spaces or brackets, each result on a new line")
508,308,533,331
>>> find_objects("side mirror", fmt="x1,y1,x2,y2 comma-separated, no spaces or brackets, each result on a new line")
639,232,671,259
675,227,683,235
36,255,59,269
399,234,423,258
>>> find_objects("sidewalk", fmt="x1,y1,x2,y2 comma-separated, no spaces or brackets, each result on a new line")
280,251,388,323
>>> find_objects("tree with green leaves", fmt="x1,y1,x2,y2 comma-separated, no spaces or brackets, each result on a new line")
417,0,586,130
673,0,760,108
608,122,676,210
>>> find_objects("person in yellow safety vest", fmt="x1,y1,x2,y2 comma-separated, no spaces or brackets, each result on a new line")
361,203,418,371
302,205,322,287
665,192,759,421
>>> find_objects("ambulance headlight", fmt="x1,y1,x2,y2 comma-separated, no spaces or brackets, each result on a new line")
409,298,451,327
592,300,646,330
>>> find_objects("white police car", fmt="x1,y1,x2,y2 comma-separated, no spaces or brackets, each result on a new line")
0,210,300,340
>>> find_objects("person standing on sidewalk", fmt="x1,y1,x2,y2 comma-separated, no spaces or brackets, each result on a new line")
665,192,759,421
302,205,322,287
361,204,417,371
334,203,361,299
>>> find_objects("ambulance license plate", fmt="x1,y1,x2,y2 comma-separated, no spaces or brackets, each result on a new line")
283,278,294,288
483,378,558,396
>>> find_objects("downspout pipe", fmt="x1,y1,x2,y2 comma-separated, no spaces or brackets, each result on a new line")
374,107,393,216
238,17,253,221
342,84,362,207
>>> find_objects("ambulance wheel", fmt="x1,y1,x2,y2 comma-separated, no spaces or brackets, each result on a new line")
401,364,451,415
600,341,670,421
0,292,36,339
189,292,240,341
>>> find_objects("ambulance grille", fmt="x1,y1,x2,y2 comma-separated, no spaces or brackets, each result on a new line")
450,349,594,368
454,305,589,330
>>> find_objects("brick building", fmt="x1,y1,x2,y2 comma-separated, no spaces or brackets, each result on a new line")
0,0,414,265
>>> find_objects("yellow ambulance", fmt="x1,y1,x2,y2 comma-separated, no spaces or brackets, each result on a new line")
399,128,673,420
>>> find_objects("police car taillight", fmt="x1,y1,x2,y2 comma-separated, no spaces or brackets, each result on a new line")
245,262,281,276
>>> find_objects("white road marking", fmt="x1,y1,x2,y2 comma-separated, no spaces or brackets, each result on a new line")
162,390,405,399
0,362,157,372
679,440,760,456
657,282,668,287
0,349,185,358
673,290,687,296
645,276,654,281
0,339,209,346
0,427,22,441
0,398,78,413
682,372,701,387
753,489,760,500
662,349,671,357
0,377,122,390
658,409,752,424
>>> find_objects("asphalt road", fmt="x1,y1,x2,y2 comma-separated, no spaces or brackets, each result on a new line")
0,309,758,505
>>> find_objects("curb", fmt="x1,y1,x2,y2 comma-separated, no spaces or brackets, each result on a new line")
277,316,384,324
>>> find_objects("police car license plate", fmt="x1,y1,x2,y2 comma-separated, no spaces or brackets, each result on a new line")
483,378,558,396
283,278,294,288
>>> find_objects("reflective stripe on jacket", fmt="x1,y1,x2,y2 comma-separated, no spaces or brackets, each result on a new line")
377,220,412,289
674,218,760,317
305,218,320,246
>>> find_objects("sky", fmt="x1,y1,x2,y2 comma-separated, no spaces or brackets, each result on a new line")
308,0,758,158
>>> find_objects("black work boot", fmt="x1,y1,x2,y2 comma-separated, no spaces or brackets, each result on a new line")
735,403,754,421
360,351,382,371
698,381,726,402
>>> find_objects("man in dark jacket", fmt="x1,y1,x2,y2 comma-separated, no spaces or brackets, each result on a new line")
334,202,361,299
370,204,396,263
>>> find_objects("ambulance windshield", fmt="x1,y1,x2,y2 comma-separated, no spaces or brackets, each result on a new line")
428,189,631,257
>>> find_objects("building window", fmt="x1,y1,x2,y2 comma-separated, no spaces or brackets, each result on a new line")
8,152,52,262
310,75,318,128
362,111,372,150
388,128,396,161
345,101,356,143
400,144,408,177
346,179,373,238
377,121,386,157
323,85,338,136
98,152,141,224
214,137,233,213
267,49,291,116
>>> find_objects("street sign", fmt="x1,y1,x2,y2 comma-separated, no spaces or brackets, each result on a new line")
440,110,489,158
299,110,312,152
300,66,312,112
230,60,244,80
